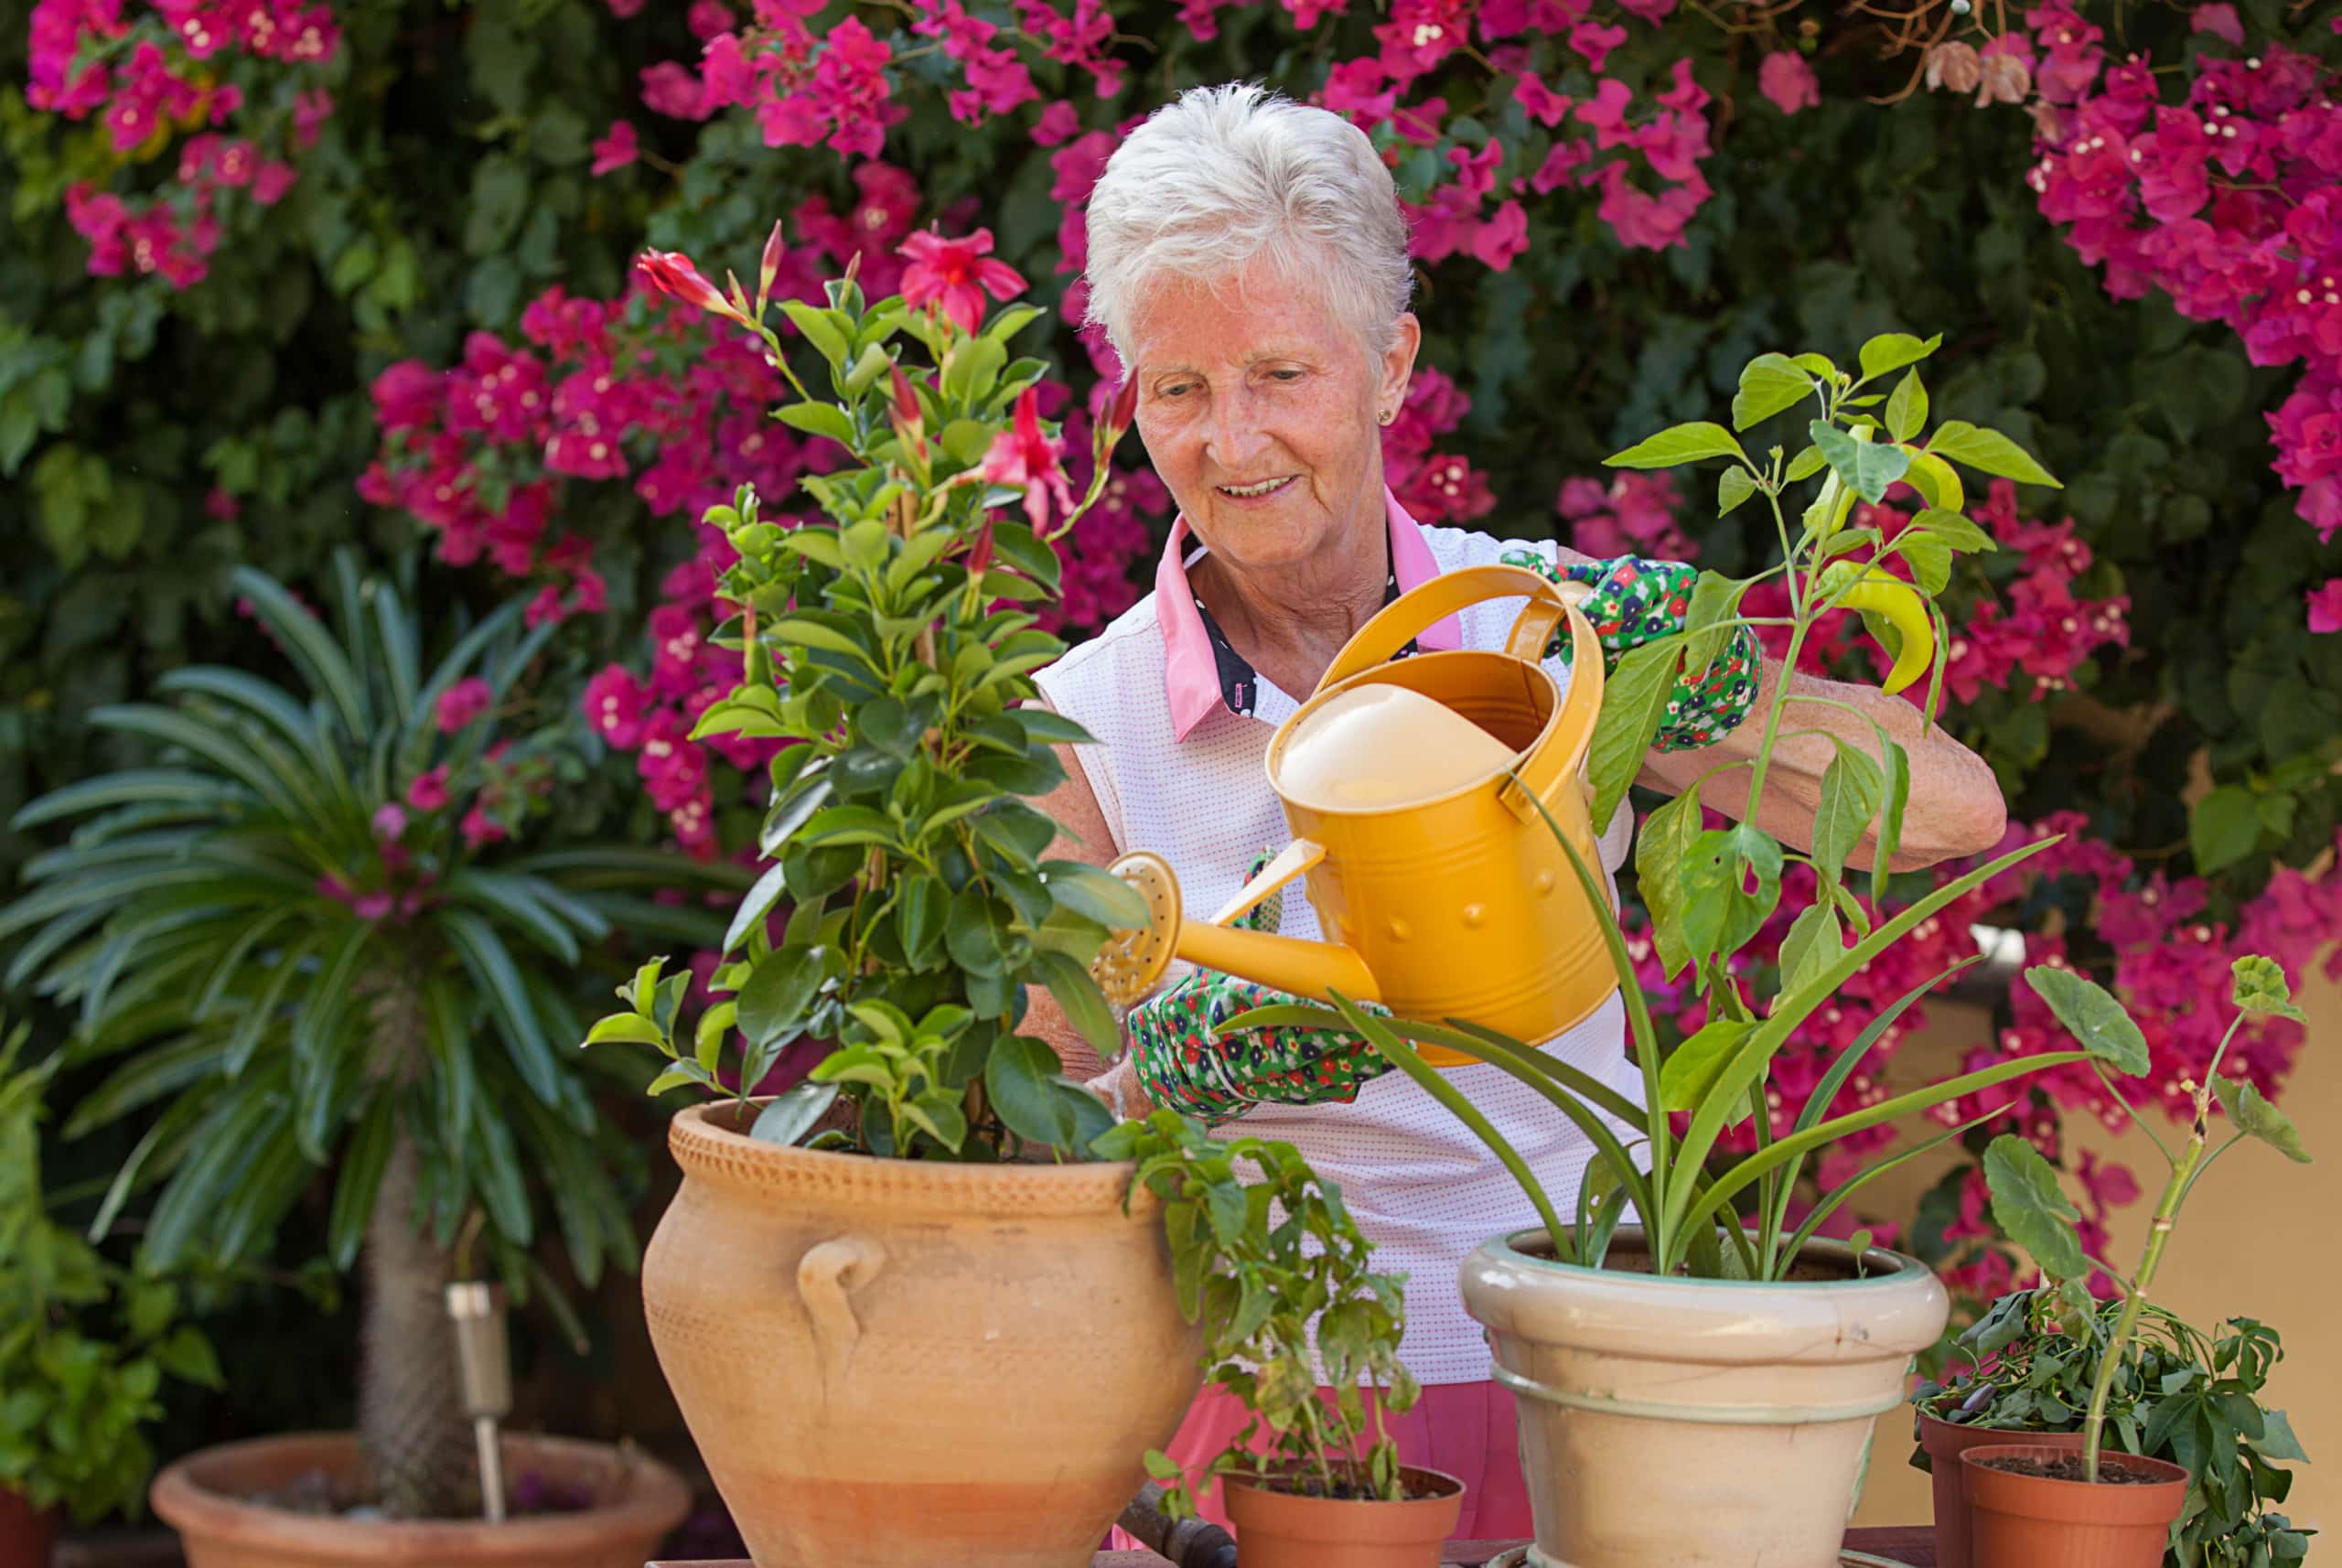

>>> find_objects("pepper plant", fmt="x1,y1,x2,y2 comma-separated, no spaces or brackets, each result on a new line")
586,236,1151,1160
1980,955,2315,1495
1100,1110,1417,1509
0,560,740,1517
1912,1287,2313,1567
1234,334,2152,1280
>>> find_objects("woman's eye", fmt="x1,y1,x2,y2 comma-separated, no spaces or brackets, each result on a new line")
1268,369,1304,382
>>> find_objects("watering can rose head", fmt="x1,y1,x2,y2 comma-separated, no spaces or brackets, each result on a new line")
582,236,1148,1164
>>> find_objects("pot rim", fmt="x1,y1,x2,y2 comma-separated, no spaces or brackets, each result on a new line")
666,1101,1150,1215
1479,1224,1936,1291
149,1432,690,1556
1222,1464,1467,1506
1956,1443,2190,1489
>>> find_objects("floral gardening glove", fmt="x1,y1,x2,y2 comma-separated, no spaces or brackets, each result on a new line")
1499,550,1760,753
1124,850,1393,1126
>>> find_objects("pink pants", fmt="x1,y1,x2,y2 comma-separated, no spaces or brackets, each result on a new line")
1110,1380,1533,1547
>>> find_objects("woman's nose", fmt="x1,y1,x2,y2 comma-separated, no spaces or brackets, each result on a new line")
1203,386,1272,471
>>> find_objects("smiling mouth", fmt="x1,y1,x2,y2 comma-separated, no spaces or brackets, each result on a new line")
1216,476,1295,499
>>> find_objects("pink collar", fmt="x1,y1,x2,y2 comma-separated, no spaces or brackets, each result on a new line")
1156,487,1461,740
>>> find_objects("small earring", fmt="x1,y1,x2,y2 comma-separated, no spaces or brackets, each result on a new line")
1378,408,1395,425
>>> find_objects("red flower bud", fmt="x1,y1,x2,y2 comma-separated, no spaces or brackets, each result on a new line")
1106,376,1138,439
635,248,743,323
888,364,927,456
967,516,995,577
757,218,785,306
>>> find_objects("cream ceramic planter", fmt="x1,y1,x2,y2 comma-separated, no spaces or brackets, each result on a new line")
641,1102,1202,1568
1460,1228,1948,1568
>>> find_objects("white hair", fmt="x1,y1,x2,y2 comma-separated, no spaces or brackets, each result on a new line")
1082,82,1414,363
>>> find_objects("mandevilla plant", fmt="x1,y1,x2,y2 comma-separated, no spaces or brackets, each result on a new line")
1912,1288,2313,1568
1982,956,2315,1491
1231,334,2149,1280
1099,1111,1417,1509
586,236,1153,1160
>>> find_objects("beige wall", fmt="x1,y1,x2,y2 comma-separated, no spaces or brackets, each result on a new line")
1851,974,2339,1534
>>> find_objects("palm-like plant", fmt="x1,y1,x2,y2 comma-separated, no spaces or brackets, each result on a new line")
0,554,745,1517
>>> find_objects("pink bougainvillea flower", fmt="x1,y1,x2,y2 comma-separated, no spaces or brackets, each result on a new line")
898,227,1027,337
591,120,639,177
981,385,1076,533
2190,3,2244,47
405,765,451,813
634,248,744,322
370,803,408,843
435,677,494,733
2308,577,2342,633
460,805,509,849
1032,100,1080,145
1759,51,1821,116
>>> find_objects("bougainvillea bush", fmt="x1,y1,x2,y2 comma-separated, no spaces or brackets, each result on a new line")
5,0,2340,1341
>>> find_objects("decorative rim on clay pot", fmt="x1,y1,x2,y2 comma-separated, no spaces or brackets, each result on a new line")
1223,1465,1465,1568
1959,1443,2188,1568
643,1101,1200,1568
149,1432,690,1568
1917,1411,2089,1568
0,1485,57,1568
1460,1226,1949,1568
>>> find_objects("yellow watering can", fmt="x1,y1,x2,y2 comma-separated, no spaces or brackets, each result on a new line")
1091,564,1618,1067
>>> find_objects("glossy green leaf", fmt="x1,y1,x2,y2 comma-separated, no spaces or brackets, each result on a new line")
1857,332,1942,381
1731,354,1812,432
1606,423,1747,470
1659,1018,1756,1112
1885,371,1928,444
736,943,825,1046
1041,859,1151,929
1810,744,1884,889
1927,421,2060,487
1635,787,1704,981
1585,638,1682,833
1716,466,1756,517
1810,420,1914,504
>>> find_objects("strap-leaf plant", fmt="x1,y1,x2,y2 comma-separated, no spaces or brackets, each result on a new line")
586,238,1151,1161
0,556,740,1516
1230,334,2149,1280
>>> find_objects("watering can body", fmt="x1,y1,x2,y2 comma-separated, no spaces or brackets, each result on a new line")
1093,564,1620,1064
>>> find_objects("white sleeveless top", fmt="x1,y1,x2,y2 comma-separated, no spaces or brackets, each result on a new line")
1034,494,1640,1384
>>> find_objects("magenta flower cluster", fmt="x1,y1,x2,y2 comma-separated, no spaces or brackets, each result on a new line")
31,0,338,287
2012,1,2342,627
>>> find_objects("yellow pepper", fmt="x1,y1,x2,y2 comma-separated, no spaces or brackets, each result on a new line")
1818,562,1934,695
1900,448,1965,516
1801,425,1873,539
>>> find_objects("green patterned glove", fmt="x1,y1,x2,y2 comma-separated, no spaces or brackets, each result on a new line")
1499,550,1760,753
1124,849,1392,1126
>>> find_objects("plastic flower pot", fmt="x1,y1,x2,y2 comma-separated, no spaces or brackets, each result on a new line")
1916,1411,2086,1568
1461,1227,1948,1568
1222,1466,1464,1568
1959,1443,2188,1568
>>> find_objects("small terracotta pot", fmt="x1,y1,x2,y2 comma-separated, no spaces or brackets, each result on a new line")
149,1432,690,1568
1916,1411,2087,1568
0,1486,56,1568
1223,1466,1464,1568
1960,1443,2188,1568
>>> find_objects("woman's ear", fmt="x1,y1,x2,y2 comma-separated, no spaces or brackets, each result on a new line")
1379,312,1423,417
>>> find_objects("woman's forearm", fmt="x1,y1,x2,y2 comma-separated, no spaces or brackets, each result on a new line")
1638,655,2006,870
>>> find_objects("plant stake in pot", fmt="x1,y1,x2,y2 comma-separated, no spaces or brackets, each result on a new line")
444,1283,510,1523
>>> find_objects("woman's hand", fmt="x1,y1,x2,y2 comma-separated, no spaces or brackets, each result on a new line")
1083,1053,1147,1121
1638,657,2007,870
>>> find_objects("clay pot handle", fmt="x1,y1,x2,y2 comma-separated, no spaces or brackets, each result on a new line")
797,1236,885,1402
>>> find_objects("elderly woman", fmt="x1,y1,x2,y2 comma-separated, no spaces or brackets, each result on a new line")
1026,82,2005,1538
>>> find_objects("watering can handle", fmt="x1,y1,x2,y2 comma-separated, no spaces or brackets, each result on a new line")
1316,563,1576,692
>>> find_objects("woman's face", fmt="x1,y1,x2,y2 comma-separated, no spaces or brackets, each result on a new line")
1123,258,1420,575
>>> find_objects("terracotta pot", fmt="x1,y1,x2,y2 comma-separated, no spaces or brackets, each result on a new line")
641,1102,1201,1568
0,1486,56,1568
1460,1227,1948,1568
1961,1443,2188,1568
148,1432,690,1568
1917,1410,2088,1568
1223,1466,1465,1568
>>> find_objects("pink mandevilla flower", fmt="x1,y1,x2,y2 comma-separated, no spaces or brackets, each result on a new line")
898,227,1027,337
981,385,1076,533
